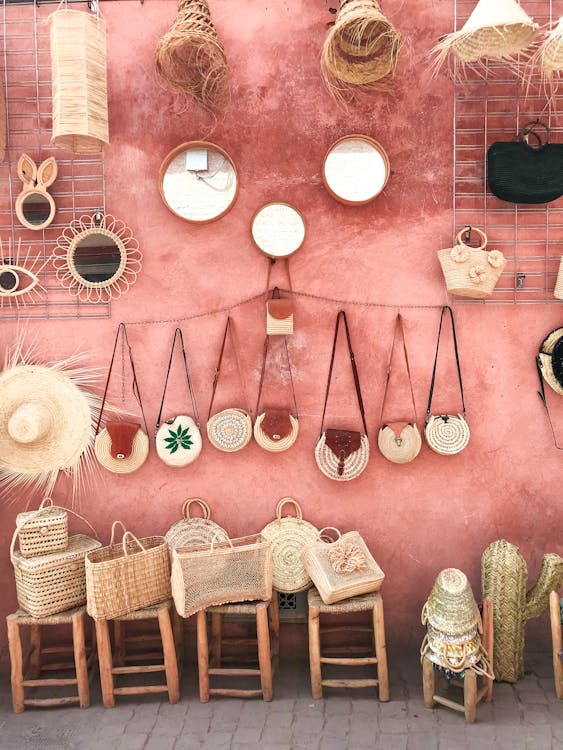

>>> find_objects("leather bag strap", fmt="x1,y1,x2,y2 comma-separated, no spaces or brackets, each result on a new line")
255,335,298,417
265,257,293,294
379,313,417,425
536,356,563,450
96,322,149,435
320,310,368,437
426,306,465,420
207,317,251,420
156,327,200,431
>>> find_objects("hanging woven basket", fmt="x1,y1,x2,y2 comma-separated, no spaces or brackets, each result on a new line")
48,8,109,154
155,0,228,111
321,0,401,96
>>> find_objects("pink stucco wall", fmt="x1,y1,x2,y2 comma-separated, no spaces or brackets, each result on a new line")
0,0,561,654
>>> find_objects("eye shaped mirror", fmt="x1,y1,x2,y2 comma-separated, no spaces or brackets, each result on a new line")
159,141,238,224
15,153,58,231
251,202,306,259
52,213,142,303
322,135,390,206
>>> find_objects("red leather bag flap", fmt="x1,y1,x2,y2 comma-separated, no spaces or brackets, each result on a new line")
324,429,361,458
106,422,140,460
267,298,293,320
383,421,410,438
261,409,292,440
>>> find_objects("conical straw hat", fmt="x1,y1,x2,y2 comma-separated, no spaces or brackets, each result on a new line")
432,0,538,73
423,568,480,635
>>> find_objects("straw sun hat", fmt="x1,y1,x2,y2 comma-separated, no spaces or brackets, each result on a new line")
431,0,539,75
0,353,99,499
538,327,563,396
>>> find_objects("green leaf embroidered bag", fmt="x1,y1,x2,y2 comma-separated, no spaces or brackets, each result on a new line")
155,328,202,467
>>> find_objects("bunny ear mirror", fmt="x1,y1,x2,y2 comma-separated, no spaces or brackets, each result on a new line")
15,153,58,231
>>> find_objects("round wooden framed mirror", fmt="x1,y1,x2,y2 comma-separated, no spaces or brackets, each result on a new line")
159,141,238,224
52,213,142,303
322,135,390,206
251,202,306,259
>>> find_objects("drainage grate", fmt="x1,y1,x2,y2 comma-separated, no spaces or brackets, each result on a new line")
278,590,307,622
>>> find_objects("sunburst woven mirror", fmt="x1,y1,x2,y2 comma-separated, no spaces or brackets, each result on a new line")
52,213,142,303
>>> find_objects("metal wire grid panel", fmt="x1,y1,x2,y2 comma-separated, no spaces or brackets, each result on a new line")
453,0,563,304
0,0,109,319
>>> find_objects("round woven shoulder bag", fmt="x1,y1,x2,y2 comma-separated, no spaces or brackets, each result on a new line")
259,498,319,593
165,498,228,549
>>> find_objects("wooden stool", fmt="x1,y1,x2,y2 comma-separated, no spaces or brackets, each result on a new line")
550,590,563,700
95,599,181,708
6,606,94,713
196,596,279,702
307,587,389,701
422,598,494,723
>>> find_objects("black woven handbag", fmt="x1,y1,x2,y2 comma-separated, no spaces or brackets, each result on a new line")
487,121,563,205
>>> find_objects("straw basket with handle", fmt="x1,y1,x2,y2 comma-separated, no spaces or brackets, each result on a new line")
15,497,68,558
85,521,171,620
437,227,506,299
301,527,385,605
165,498,228,550
259,498,319,593
48,7,109,153
171,533,272,618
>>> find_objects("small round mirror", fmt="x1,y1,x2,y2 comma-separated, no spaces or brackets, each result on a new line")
52,214,142,303
20,193,53,227
0,269,18,292
322,135,390,205
251,202,305,259
159,141,238,224
15,153,58,231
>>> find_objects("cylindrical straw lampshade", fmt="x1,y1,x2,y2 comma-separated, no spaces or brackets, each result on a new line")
49,9,109,154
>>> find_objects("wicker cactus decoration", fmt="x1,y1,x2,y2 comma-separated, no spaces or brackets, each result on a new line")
482,539,563,682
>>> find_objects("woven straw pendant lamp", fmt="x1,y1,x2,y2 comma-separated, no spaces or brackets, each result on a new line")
49,8,109,153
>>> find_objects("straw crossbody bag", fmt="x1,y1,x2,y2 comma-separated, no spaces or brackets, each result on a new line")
487,120,563,205
536,327,563,450
155,328,202,467
254,336,299,452
378,314,422,464
95,323,150,474
315,310,369,481
207,317,252,452
266,287,293,335
424,306,470,456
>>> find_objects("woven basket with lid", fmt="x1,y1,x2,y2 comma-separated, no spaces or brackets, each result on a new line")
16,497,68,558
259,498,319,593
165,498,228,550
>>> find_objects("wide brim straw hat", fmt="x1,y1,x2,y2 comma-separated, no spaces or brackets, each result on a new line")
0,358,98,498
321,0,401,89
422,568,480,635
432,0,538,72
532,17,563,78
538,327,563,395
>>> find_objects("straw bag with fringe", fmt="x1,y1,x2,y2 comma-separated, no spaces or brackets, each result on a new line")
155,0,228,111
425,307,470,456
301,527,384,605
155,328,202,467
171,533,272,618
85,521,171,620
259,498,319,593
254,336,299,453
315,310,370,481
430,0,538,78
207,317,252,452
321,0,401,99
95,323,150,474
437,227,506,299
11,510,100,618
16,497,68,558
165,498,228,550
377,314,422,464
48,6,109,153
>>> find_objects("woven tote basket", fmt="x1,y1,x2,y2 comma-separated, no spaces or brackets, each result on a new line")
301,527,384,605
437,227,506,299
85,522,171,620
11,534,101,618
49,8,109,154
259,498,319,593
16,497,68,558
171,533,272,618
165,498,228,550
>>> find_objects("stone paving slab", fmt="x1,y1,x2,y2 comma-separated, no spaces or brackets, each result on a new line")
0,651,560,749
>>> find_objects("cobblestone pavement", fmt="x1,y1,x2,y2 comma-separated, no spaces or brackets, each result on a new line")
0,650,561,750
